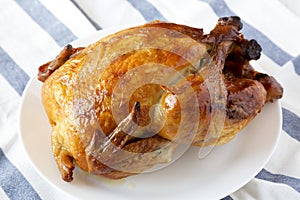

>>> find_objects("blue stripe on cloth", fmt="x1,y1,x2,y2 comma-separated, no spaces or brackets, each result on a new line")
69,0,102,30
199,0,294,66
127,0,168,21
220,195,233,200
292,55,300,76
0,148,41,200
282,107,300,141
0,47,29,96
15,0,77,47
256,168,300,193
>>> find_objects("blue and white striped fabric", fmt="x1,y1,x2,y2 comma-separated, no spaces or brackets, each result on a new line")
0,0,299,199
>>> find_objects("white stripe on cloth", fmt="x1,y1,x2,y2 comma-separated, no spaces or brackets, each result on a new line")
0,75,19,147
39,0,97,38
0,79,19,150
0,75,19,105
279,0,300,19
224,0,300,57
0,188,9,200
72,0,146,29
265,131,300,179
0,107,9,149
0,0,60,76
147,0,219,30
232,178,300,200
276,62,300,111
0,100,20,152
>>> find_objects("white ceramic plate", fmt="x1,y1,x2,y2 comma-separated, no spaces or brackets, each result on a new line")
19,28,282,200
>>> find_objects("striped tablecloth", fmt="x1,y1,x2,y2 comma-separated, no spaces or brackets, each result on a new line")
1,0,299,199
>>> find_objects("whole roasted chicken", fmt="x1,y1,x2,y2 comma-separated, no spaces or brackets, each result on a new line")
38,16,283,182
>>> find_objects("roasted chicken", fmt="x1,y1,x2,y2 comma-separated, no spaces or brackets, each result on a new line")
38,16,283,182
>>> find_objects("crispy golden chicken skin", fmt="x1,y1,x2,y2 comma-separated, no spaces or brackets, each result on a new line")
38,16,283,182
